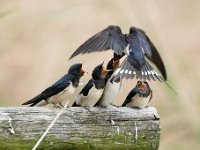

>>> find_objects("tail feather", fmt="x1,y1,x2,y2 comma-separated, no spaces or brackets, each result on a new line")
112,58,177,94
141,67,147,81
120,59,129,79
29,102,37,107
112,57,163,81
71,101,79,107
124,60,133,79
135,71,139,79
145,63,177,94
145,63,162,82
22,94,44,106
145,63,156,81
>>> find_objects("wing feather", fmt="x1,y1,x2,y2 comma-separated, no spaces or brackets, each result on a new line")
122,88,137,106
129,27,167,80
69,25,127,59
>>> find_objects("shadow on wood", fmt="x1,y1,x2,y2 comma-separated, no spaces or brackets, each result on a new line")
0,107,160,150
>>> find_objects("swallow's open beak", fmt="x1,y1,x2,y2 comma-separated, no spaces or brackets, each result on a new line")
100,61,109,72
101,64,110,79
102,65,111,73
101,60,105,67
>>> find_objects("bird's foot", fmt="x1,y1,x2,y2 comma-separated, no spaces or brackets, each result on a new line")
132,106,142,110
53,104,62,109
84,106,93,112
110,104,120,108
59,103,64,107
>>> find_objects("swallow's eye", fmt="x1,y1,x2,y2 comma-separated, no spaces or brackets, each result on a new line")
137,81,141,84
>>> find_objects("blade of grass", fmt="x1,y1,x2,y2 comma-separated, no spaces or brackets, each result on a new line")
32,101,69,150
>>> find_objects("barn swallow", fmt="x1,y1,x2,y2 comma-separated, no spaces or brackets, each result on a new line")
97,58,122,107
69,25,167,82
22,63,85,107
73,62,109,107
122,81,152,109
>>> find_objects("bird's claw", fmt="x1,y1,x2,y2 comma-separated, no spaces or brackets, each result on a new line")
53,104,62,109
84,106,92,112
59,103,64,107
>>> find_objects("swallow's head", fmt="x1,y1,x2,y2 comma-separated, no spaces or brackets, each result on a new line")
68,63,85,77
92,61,110,80
136,80,150,90
129,26,145,36
107,25,122,34
107,58,120,71
135,81,151,98
129,26,138,35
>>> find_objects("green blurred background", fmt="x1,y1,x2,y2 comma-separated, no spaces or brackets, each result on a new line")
0,0,199,149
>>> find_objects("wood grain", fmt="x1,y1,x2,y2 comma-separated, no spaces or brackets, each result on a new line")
0,107,160,149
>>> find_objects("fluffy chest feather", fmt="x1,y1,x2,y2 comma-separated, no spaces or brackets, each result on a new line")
98,79,121,107
76,87,104,107
47,83,76,104
126,94,149,109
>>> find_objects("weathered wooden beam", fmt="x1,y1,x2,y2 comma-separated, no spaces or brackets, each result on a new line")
0,107,160,150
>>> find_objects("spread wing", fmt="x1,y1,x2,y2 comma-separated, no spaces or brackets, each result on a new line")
69,25,127,59
130,27,167,80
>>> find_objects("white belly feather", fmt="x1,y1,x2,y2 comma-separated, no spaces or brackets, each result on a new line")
47,83,76,105
76,87,104,107
126,94,149,109
98,80,121,107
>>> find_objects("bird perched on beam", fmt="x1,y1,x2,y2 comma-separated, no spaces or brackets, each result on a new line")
73,61,109,107
122,81,152,109
22,63,85,107
69,25,166,82
97,58,122,107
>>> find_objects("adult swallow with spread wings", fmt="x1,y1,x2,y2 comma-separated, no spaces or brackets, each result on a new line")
69,25,166,82
22,63,85,107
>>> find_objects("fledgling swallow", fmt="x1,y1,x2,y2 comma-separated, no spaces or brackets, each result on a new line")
22,63,85,107
73,61,109,107
69,25,167,82
97,58,122,107
122,81,152,109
